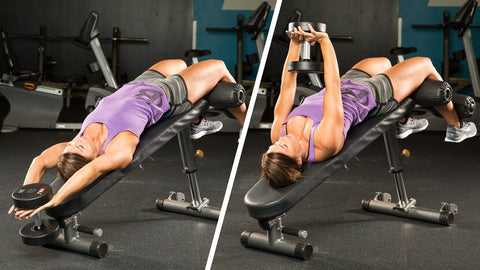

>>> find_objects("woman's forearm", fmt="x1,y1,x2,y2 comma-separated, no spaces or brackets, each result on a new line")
320,38,342,122
280,42,301,94
50,162,103,206
274,42,301,123
271,41,302,142
50,150,131,207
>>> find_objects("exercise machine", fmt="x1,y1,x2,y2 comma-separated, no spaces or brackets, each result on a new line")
206,1,271,83
110,26,149,84
0,11,118,131
205,2,272,132
10,81,245,257
391,1,479,131
412,0,480,97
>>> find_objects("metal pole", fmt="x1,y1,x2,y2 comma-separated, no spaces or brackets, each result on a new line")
362,200,454,225
240,231,312,260
89,38,118,89
177,129,202,205
236,15,243,82
462,28,480,97
443,11,450,80
111,27,119,81
383,127,409,206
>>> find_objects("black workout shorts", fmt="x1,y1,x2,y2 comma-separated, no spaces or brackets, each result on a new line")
131,70,192,118
341,69,398,116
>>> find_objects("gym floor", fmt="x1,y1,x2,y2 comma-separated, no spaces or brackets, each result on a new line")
212,129,480,270
1,129,238,269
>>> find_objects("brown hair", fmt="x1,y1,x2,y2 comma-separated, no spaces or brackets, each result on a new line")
261,152,304,188
57,153,91,181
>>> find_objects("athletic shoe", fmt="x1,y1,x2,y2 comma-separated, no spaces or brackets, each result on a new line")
444,121,477,143
396,117,429,139
190,118,223,139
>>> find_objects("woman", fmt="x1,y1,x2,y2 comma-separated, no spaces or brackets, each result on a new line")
261,24,476,188
9,58,247,219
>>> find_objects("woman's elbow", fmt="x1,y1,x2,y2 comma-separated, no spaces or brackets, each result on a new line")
119,154,133,169
32,155,48,169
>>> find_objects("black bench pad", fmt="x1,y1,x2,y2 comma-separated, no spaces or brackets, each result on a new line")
244,98,416,221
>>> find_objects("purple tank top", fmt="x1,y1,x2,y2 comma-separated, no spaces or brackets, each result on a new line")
281,80,377,162
79,81,171,153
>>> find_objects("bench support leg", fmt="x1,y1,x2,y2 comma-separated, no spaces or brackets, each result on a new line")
362,126,458,225
156,128,220,220
45,215,108,258
241,215,313,260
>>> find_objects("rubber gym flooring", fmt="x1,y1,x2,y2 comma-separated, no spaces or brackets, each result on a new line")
1,129,238,270
212,129,480,270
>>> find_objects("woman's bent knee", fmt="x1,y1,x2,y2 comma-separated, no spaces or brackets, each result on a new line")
203,59,226,69
353,57,392,76
410,56,433,67
377,57,392,71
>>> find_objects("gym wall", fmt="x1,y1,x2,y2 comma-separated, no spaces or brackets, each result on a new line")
0,0,193,85
194,0,275,81
263,0,399,82
400,0,480,85
1,1,477,88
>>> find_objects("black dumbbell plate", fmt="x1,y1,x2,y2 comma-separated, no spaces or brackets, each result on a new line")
12,183,53,209
19,219,60,246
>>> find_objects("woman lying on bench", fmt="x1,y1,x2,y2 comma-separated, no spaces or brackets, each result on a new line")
261,24,477,188
9,58,247,219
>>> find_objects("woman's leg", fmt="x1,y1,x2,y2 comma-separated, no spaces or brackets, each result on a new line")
179,59,246,125
149,59,188,77
383,57,460,127
351,57,392,76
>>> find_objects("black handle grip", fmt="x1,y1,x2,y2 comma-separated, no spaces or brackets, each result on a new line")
281,227,308,238
77,225,103,237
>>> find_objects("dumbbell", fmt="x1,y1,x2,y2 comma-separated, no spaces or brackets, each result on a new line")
11,183,60,246
287,22,326,73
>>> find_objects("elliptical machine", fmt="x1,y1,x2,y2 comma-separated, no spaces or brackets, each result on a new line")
73,11,118,113
0,11,117,131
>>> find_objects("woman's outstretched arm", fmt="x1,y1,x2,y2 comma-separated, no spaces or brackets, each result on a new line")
270,28,303,143
301,25,344,159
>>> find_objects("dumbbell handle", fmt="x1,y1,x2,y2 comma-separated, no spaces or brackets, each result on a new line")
302,41,311,60
34,214,43,229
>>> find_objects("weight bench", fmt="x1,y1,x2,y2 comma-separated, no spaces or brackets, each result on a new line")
241,80,476,260
12,81,244,257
